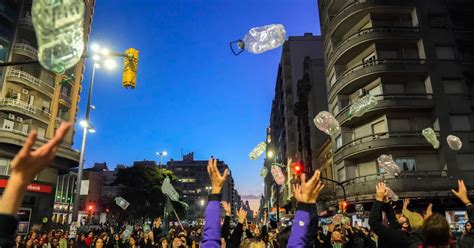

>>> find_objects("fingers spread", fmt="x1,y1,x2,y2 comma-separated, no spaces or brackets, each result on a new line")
20,130,37,156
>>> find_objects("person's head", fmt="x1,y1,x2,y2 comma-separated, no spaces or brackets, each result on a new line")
87,231,93,238
239,239,265,248
465,222,473,233
29,231,37,240
422,214,450,246
114,234,120,241
331,230,343,243
51,238,59,247
15,235,22,243
68,239,75,246
80,234,85,241
160,238,168,248
95,238,104,248
172,237,183,248
179,235,187,246
398,216,411,232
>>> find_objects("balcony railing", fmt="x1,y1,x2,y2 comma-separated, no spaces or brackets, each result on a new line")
336,93,433,120
60,93,72,104
0,98,36,114
13,43,38,59
20,17,33,29
328,59,427,98
336,131,430,153
7,69,55,92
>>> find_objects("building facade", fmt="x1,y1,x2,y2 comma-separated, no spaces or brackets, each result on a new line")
264,34,325,211
0,0,95,228
167,152,238,220
317,0,474,208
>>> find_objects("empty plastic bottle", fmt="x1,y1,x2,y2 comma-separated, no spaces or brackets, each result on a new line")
332,214,342,225
114,196,130,210
314,111,341,136
162,177,179,201
386,186,399,202
32,0,85,73
231,24,286,55
271,165,285,185
249,142,267,160
422,128,440,149
447,135,462,150
260,166,268,177
348,94,378,118
377,154,401,176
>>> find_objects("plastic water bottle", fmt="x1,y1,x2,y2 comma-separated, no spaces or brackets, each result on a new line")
32,0,85,73
271,165,285,185
377,154,401,176
249,142,267,160
314,111,340,136
260,167,268,177
447,135,462,150
233,24,286,55
422,128,440,149
114,196,130,210
386,186,399,202
348,94,378,118
162,177,179,201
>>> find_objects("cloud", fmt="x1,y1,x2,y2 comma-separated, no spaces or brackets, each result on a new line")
241,194,261,200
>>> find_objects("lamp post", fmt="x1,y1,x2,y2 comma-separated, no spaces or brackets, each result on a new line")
156,151,168,166
266,149,281,222
71,44,117,222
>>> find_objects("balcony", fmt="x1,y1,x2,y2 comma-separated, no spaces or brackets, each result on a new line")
6,69,55,96
60,93,72,105
321,171,455,204
13,43,38,60
0,128,80,166
328,59,427,102
0,98,50,124
323,0,415,48
336,94,434,126
327,27,420,70
20,17,34,31
334,131,431,163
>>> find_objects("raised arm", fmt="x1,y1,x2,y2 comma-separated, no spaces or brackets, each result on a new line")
221,201,231,241
0,123,71,248
401,198,423,230
452,179,474,222
202,158,229,248
229,208,247,247
287,170,324,247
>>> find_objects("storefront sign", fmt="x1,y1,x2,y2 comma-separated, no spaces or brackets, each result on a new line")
0,179,52,193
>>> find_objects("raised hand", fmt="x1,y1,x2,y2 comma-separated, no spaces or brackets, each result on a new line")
424,203,433,220
207,158,229,194
292,183,302,202
375,182,388,202
221,201,231,216
236,207,247,224
403,198,410,209
10,122,71,185
452,180,471,205
298,170,325,204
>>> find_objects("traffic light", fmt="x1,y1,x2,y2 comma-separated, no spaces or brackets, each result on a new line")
87,204,94,216
291,162,303,175
339,201,348,213
122,48,139,89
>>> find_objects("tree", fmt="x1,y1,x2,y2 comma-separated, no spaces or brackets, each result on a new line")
110,165,185,221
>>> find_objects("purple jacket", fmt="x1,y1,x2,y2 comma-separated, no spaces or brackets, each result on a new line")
201,194,222,248
288,203,318,247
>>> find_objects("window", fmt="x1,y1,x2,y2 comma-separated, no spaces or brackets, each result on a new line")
436,46,455,60
2,119,14,130
337,167,346,181
363,52,377,66
389,119,411,132
37,127,46,139
395,157,416,172
372,120,387,134
443,79,464,94
450,116,471,131
0,158,10,176
28,95,34,105
336,135,342,149
368,85,382,96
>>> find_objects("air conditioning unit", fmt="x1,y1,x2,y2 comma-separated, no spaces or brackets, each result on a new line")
8,114,15,120
16,117,23,122
22,88,29,94
357,89,367,97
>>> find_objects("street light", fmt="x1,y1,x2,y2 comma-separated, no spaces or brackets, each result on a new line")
156,151,168,166
72,43,116,222
266,150,274,159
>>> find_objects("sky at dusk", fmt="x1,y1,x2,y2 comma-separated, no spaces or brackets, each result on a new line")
73,0,321,197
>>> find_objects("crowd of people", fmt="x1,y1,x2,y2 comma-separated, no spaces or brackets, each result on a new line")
1,123,474,248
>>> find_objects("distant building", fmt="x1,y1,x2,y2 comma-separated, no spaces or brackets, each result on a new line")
167,152,239,220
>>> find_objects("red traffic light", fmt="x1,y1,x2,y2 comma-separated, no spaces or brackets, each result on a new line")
88,205,94,211
291,162,303,174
